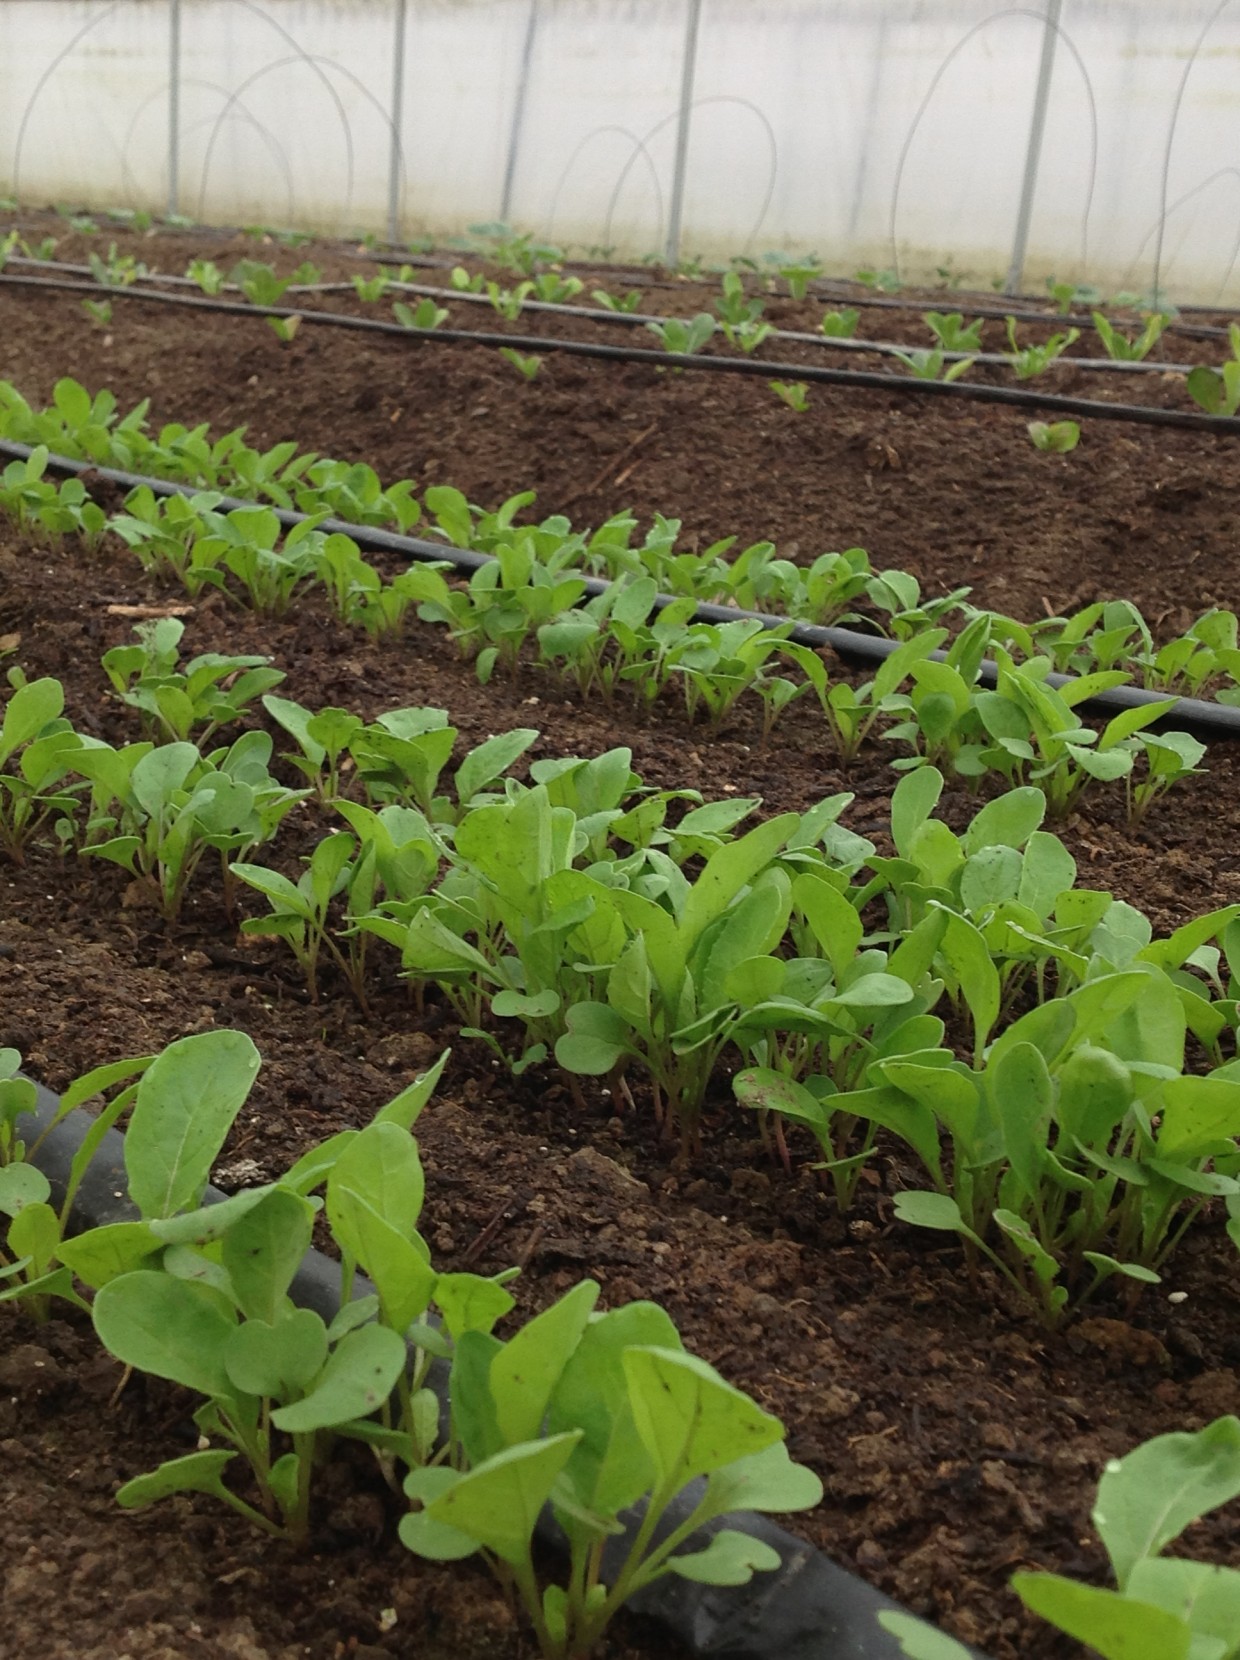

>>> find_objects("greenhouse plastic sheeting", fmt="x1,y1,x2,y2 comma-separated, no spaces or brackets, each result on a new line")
3,0,1240,301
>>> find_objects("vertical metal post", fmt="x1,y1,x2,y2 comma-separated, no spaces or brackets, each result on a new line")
167,0,181,217
665,0,703,266
1004,0,1063,295
500,0,539,224
387,0,408,243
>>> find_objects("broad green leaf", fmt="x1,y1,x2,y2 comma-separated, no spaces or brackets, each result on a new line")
892,1190,972,1235
990,1042,1053,1206
1156,1077,1240,1160
124,1030,261,1220
792,873,862,981
877,1611,974,1659
399,1467,479,1560
327,1120,424,1237
962,786,1046,853
0,1163,50,1215
224,1308,329,1400
115,1449,239,1511
936,910,1000,1057
56,1220,160,1288
147,1182,279,1247
891,766,943,860
328,1188,436,1332
1128,1557,1240,1651
549,1300,682,1514
221,1186,317,1322
422,1433,583,1567
702,1439,825,1517
624,1346,782,1488
492,1279,599,1446
272,1321,406,1431
434,1272,516,1339
93,1271,237,1398
1093,1417,1240,1588
679,814,798,957
667,1529,781,1584
1012,1574,1191,1660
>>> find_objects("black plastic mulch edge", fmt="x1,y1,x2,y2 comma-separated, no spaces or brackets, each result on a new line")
18,1078,985,1660
2,269,1239,436
9,437,1240,745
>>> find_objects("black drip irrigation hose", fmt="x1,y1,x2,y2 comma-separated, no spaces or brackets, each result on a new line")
19,1075,987,1660
11,438,1240,745
3,270,1238,437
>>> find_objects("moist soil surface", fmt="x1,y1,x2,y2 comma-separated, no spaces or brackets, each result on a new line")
3,212,1240,1660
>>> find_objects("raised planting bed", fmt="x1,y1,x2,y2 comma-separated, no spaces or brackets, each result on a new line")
4,211,1240,1660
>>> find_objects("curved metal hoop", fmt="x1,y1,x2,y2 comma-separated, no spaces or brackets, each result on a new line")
119,78,296,216
544,126,666,251
603,95,778,256
1152,0,1235,302
888,7,1097,284
13,1,124,200
1130,167,1240,303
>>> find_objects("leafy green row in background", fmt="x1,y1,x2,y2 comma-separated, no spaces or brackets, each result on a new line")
2,379,1238,705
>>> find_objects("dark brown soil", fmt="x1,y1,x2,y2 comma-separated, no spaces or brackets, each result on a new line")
3,210,1240,1660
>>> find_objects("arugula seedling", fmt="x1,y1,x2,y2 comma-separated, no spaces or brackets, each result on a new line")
769,381,809,412
1028,420,1080,453
1004,317,1080,378
352,271,391,302
819,307,860,338
266,316,302,344
923,311,984,352
393,297,448,330
532,273,583,303
890,346,975,382
591,288,643,314
644,313,715,355
101,616,285,744
500,348,542,381
1187,360,1240,417
0,674,83,863
401,1281,822,1660
81,299,112,328
1093,310,1170,363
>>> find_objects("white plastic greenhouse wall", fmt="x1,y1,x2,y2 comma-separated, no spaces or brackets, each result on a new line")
2,0,1240,300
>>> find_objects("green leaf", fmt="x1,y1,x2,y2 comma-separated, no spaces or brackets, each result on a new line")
1092,1417,1240,1588
1012,1574,1190,1660
116,1449,240,1511
421,1434,583,1568
667,1528,781,1584
124,1031,261,1220
892,1190,974,1237
624,1346,783,1488
701,1439,824,1517
548,1300,683,1515
220,1187,317,1322
93,1271,237,1398
224,1307,329,1400
0,1163,51,1216
272,1321,406,1432
327,1120,424,1237
492,1279,599,1446
877,1611,975,1660
399,1468,480,1560
56,1220,160,1288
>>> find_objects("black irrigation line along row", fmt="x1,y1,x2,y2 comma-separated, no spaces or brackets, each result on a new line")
9,436,1240,746
3,269,1239,438
8,255,1200,376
